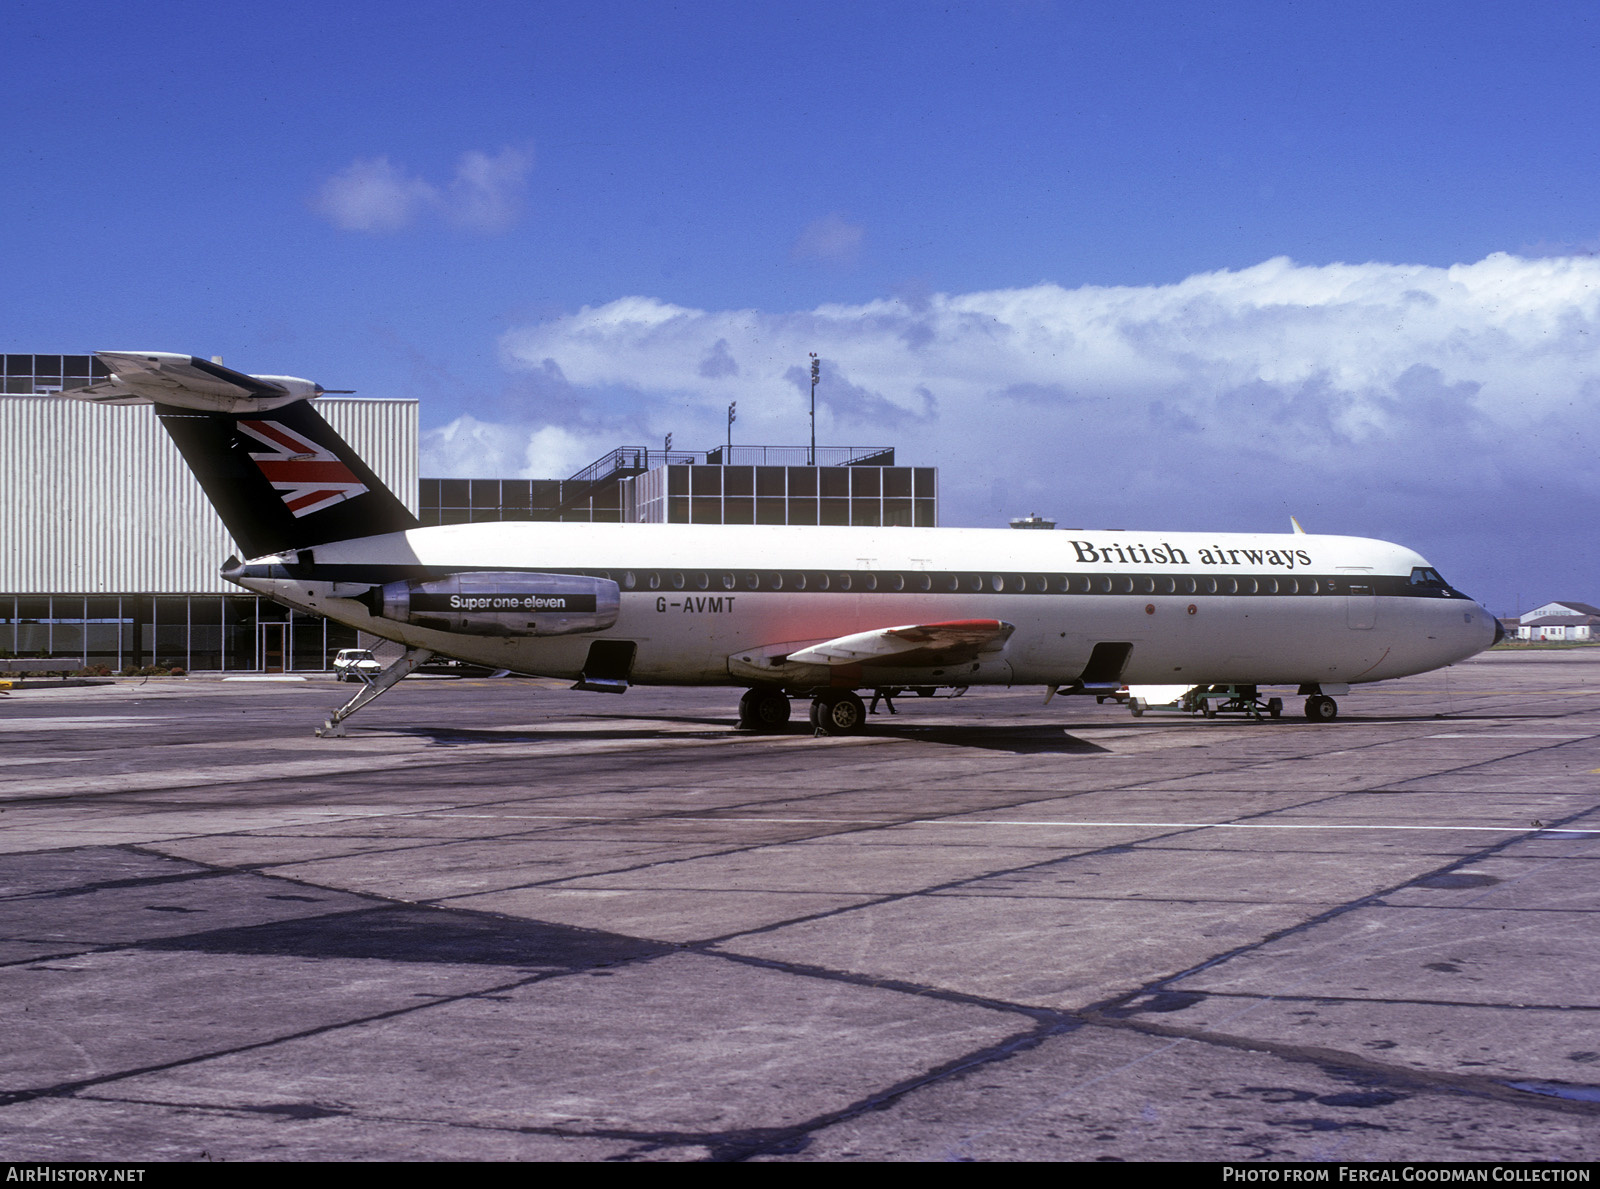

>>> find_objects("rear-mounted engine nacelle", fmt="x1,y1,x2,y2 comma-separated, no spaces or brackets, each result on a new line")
370,572,620,637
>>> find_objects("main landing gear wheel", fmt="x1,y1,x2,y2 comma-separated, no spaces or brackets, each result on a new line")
811,690,867,736
1305,694,1339,721
738,687,791,731
1267,697,1283,719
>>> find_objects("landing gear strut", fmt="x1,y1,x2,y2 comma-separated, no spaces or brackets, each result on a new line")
810,690,867,736
737,687,791,732
317,648,433,737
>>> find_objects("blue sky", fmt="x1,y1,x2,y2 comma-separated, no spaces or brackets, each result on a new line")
6,1,1598,614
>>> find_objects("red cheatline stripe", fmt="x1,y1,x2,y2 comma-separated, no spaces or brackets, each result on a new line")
257,462,360,483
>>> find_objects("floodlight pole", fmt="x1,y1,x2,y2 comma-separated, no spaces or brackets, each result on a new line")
808,353,819,466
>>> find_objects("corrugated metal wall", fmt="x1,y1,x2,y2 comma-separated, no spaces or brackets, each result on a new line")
0,398,417,594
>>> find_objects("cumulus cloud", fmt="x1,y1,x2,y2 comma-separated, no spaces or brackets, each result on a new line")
791,213,865,265
420,414,608,480
429,253,1600,608
312,157,436,232
697,338,740,379
313,146,533,234
420,415,530,477
442,147,533,233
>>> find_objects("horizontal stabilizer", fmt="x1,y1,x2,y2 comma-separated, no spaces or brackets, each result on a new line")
786,619,1015,667
63,351,333,414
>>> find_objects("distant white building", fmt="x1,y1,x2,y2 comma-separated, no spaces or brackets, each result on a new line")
1517,601,1600,642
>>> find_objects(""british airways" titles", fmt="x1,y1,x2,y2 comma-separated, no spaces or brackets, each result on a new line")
1069,541,1314,570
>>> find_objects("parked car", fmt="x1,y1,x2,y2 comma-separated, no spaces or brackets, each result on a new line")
332,648,382,681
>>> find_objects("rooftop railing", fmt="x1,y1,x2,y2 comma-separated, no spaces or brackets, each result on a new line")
564,444,895,484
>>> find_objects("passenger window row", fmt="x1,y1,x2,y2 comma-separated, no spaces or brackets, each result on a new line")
538,569,1425,597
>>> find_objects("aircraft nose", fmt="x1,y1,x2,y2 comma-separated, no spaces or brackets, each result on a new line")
1468,600,1501,652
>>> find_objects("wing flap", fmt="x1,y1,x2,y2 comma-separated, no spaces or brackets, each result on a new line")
787,619,1015,667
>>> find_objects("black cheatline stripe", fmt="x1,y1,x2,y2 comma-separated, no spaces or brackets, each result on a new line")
287,564,1469,601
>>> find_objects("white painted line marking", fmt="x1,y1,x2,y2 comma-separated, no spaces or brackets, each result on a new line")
412,812,1594,835
0,716,162,732
1428,733,1592,740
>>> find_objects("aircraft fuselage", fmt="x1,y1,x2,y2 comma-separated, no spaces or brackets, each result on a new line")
229,521,1496,691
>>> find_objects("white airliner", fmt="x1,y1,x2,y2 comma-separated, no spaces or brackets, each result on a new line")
68,352,1502,736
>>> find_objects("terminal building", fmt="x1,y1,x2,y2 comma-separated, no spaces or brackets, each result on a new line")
1,354,939,673
421,445,935,528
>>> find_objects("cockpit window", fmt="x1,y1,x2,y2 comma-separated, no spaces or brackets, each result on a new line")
1407,566,1459,596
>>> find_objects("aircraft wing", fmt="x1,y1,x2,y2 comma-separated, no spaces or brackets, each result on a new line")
786,619,1016,667
61,352,324,413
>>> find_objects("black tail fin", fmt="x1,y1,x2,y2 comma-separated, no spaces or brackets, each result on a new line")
155,400,419,558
